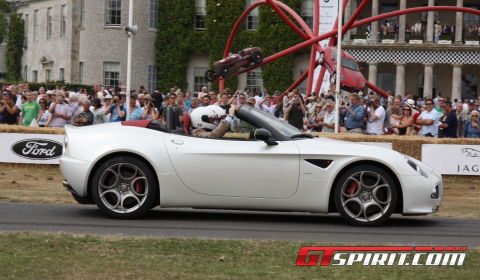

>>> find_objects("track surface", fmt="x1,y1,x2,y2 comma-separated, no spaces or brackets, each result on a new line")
1,203,479,246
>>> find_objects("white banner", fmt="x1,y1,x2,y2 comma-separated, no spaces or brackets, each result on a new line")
422,144,480,175
0,133,64,164
312,0,338,95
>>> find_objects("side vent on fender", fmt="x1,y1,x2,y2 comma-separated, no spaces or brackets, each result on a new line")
305,159,333,169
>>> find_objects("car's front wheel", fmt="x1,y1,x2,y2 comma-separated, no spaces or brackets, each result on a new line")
219,65,231,78
318,52,325,64
250,51,263,64
330,72,336,84
92,156,158,219
334,165,397,226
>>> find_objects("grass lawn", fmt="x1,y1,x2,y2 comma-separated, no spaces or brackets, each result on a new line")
0,165,479,218
0,232,478,279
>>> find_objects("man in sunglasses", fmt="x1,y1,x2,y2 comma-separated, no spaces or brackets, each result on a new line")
342,93,364,134
417,99,440,137
438,101,458,138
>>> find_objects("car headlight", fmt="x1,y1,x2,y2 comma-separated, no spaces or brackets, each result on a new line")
404,156,428,178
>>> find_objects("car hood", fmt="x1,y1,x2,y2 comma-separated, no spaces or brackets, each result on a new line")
293,137,435,175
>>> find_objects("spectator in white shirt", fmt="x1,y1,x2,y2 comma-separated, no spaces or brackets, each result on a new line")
259,95,279,116
418,98,440,137
365,97,386,135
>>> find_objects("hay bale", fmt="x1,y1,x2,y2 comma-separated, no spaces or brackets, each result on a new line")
309,133,480,160
0,124,65,135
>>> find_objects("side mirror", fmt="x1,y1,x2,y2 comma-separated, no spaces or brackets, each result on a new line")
254,128,278,145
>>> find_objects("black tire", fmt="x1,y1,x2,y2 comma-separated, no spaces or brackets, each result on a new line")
205,69,216,82
334,165,397,226
91,156,158,219
318,52,325,65
219,65,231,78
330,72,336,84
250,51,263,64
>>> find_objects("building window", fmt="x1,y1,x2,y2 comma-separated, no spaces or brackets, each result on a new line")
464,5,479,27
148,65,157,94
462,75,478,100
47,8,52,38
246,69,262,93
0,73,5,81
105,0,122,26
246,0,259,30
79,62,84,84
46,69,51,82
195,0,206,30
301,0,314,31
381,3,398,22
59,68,65,81
149,0,158,29
104,62,120,87
33,71,38,82
81,0,85,28
24,14,28,47
193,67,209,93
24,65,28,81
377,73,395,94
61,5,67,36
34,10,39,40
299,70,308,95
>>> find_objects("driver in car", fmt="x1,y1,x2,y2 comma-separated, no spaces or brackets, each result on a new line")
190,105,238,138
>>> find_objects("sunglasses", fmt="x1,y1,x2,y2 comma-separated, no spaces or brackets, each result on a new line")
472,115,478,117
326,106,332,108
3,94,10,96
439,100,445,102
316,106,322,108
403,108,411,111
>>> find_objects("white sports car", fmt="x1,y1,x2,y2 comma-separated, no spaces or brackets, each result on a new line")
60,106,443,226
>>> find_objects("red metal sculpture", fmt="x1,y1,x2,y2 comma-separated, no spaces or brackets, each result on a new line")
217,0,480,100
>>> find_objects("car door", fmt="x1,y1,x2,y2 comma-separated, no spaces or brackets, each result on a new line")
163,134,300,199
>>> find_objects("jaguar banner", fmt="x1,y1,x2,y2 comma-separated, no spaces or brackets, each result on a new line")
1,133,64,164
422,144,480,175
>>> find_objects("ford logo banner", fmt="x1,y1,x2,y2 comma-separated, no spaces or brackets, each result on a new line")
10,139,63,160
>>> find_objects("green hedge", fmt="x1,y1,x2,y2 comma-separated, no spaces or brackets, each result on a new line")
0,0,11,44
155,0,309,93
6,13,24,82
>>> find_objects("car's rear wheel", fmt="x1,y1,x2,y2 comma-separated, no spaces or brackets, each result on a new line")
318,52,325,64
250,51,263,64
219,65,231,78
92,156,158,219
205,69,216,82
330,72,336,84
334,165,397,226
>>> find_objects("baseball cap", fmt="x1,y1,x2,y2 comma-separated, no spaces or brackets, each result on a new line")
91,98,101,105
468,99,475,105
247,97,256,104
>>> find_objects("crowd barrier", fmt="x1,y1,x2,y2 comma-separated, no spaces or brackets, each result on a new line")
1,124,480,175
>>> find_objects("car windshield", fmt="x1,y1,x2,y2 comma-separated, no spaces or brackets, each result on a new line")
248,108,302,138
332,52,360,71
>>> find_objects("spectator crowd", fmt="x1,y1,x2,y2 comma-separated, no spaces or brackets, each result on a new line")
1,81,479,139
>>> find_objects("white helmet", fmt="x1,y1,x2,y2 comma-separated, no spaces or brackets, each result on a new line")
190,105,227,130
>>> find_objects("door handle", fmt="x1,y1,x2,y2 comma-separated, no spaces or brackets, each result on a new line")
171,139,184,145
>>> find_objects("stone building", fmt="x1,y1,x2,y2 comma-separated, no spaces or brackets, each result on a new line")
2,0,158,92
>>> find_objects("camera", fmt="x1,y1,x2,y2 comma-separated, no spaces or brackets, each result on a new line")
367,100,373,106
113,99,118,104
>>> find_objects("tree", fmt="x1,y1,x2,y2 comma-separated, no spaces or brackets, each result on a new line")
6,13,24,81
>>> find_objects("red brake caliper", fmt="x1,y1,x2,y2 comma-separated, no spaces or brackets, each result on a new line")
135,180,143,194
347,181,358,195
